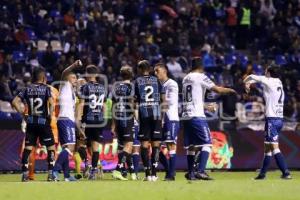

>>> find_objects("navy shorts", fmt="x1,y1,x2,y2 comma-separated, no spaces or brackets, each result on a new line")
183,117,212,148
138,117,162,141
57,118,76,146
25,123,55,147
265,117,283,144
163,115,179,144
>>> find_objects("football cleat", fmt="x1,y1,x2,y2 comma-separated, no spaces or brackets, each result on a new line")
83,165,92,178
88,168,98,180
281,173,292,180
164,176,175,181
112,170,128,181
185,172,197,181
151,176,159,182
51,170,60,181
21,171,29,182
64,176,77,182
195,172,214,181
131,173,139,181
143,176,152,182
254,174,266,180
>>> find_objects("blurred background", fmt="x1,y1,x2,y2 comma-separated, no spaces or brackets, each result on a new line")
0,0,299,171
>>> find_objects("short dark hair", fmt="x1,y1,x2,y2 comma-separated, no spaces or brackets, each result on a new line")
154,62,167,70
267,65,281,78
32,67,46,83
120,65,133,80
137,60,151,72
86,65,99,74
191,57,203,70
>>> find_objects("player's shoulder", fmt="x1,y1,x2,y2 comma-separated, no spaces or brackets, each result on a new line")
165,78,178,88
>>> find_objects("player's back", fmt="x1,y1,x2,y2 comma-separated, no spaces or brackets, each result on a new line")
80,81,106,124
261,77,284,118
163,79,179,121
182,72,215,118
112,82,134,121
135,75,162,119
20,83,51,123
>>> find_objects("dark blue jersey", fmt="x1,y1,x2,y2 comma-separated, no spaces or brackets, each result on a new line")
18,83,52,123
112,82,134,120
134,75,162,119
80,81,106,123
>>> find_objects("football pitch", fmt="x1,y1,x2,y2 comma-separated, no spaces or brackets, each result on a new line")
0,171,299,200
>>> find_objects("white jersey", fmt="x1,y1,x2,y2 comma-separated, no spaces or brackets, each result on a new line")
182,72,215,118
163,79,179,121
245,75,284,118
58,81,76,121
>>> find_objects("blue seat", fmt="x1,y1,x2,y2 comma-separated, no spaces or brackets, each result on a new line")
12,51,26,62
275,55,287,65
25,29,37,40
203,53,216,68
224,53,237,65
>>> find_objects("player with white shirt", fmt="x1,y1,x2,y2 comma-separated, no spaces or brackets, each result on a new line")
52,60,82,181
244,66,291,180
154,63,179,181
182,57,236,180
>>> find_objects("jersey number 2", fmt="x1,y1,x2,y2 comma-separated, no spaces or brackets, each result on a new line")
277,87,283,104
144,86,154,102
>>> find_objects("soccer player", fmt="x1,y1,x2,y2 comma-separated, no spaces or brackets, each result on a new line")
134,60,164,181
76,65,106,180
154,63,179,181
244,65,291,179
28,85,59,180
111,65,136,180
182,57,236,180
52,60,82,181
12,67,56,182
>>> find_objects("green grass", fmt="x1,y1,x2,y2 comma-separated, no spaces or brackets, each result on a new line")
0,171,300,200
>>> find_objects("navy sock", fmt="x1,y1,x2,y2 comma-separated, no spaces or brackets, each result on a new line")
47,150,55,171
21,149,32,172
141,147,150,176
187,154,195,174
151,147,160,176
53,149,68,172
169,151,176,178
159,151,169,176
62,156,70,178
116,151,126,171
132,153,140,173
92,151,99,168
126,154,133,174
260,153,272,175
198,150,210,173
77,147,87,163
274,151,289,175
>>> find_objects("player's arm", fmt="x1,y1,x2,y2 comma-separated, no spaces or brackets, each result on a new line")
204,103,217,112
48,96,54,119
61,60,82,80
243,75,267,93
12,96,25,115
210,86,237,95
76,98,86,139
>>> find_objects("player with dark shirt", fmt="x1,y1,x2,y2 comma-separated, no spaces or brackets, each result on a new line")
111,65,136,180
12,67,56,182
77,65,106,180
134,60,164,181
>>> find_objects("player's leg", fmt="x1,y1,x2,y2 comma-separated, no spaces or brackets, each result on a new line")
271,143,291,179
255,144,272,180
73,141,83,179
28,147,36,180
165,142,177,181
193,118,213,180
159,145,169,179
53,119,76,181
113,141,133,180
87,127,103,180
132,145,140,179
164,120,179,181
183,120,196,180
139,118,152,180
21,124,37,182
150,119,162,181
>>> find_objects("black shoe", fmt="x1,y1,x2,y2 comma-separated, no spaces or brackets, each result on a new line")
195,172,214,181
74,174,83,180
185,172,197,180
281,173,292,180
164,176,175,181
21,171,29,182
254,174,266,180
